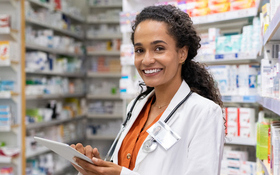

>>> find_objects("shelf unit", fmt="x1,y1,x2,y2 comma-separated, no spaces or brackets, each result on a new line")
85,1,123,151
87,34,122,40
87,114,123,119
25,18,83,40
26,93,85,100
0,0,25,174
87,50,121,56
86,135,116,140
225,137,256,146
86,94,121,100
22,0,87,174
87,72,122,78
25,42,83,57
263,4,280,45
26,70,85,77
26,115,85,130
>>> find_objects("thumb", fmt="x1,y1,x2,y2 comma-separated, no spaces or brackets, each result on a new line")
92,157,108,167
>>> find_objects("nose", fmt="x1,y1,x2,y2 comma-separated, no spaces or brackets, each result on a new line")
142,51,155,65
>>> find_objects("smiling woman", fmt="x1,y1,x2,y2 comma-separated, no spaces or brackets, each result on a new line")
71,4,225,175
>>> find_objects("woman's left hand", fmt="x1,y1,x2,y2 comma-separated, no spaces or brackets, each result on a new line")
73,157,122,175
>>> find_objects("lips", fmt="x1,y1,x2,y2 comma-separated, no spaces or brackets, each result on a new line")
143,68,162,74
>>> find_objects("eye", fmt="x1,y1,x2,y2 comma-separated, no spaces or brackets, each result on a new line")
155,46,165,52
135,48,144,54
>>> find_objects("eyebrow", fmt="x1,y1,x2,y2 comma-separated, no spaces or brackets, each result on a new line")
134,40,168,46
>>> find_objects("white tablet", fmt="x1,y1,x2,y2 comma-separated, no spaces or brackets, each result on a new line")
34,136,94,169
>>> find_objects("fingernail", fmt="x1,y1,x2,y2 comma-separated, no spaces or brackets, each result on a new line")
73,157,76,162
92,157,98,162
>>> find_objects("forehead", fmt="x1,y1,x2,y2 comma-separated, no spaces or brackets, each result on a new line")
134,20,172,42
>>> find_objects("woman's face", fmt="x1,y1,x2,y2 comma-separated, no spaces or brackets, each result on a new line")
134,20,187,89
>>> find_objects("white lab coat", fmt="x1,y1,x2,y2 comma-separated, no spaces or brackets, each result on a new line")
113,81,225,175
78,81,224,175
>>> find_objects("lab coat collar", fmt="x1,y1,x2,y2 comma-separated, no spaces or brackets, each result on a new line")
134,80,191,170
112,90,155,164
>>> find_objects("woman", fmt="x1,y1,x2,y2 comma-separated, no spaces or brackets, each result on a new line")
71,4,225,175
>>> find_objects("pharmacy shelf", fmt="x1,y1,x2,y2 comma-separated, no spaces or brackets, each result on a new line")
0,156,18,164
0,0,17,9
0,91,18,99
57,10,85,23
192,7,258,25
87,19,119,24
263,4,280,45
87,94,121,100
0,28,18,40
201,58,260,65
26,42,83,57
26,70,85,78
87,34,122,40
87,72,122,78
26,116,85,130
197,53,261,65
26,93,85,100
26,147,50,159
0,60,19,67
0,124,19,132
89,4,122,8
27,0,85,22
87,51,120,56
27,0,52,9
87,135,116,140
258,97,280,116
222,95,257,103
87,114,123,119
25,18,83,40
225,137,256,146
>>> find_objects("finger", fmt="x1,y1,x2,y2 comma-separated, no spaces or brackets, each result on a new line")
76,143,85,154
85,145,93,159
71,162,88,175
75,157,98,173
92,157,109,167
70,144,75,148
92,148,101,159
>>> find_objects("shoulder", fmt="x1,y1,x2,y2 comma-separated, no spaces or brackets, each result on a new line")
185,92,223,120
190,92,221,109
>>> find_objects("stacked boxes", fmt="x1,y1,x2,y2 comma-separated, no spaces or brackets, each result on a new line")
0,41,17,64
221,150,256,175
225,107,255,138
209,65,259,96
0,105,12,131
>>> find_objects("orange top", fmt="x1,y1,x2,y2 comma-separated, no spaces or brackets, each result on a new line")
118,97,164,170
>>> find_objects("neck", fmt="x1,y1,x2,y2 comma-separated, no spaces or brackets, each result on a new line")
153,79,183,107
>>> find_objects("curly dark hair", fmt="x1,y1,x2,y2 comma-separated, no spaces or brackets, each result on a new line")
131,5,223,108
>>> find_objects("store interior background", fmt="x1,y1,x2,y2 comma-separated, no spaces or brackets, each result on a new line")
0,0,279,174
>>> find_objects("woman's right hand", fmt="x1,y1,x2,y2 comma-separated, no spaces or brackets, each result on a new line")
70,143,101,159
70,143,101,174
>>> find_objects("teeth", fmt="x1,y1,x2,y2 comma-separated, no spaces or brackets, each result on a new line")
144,69,161,74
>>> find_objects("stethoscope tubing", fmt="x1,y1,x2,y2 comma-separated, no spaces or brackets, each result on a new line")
105,91,193,161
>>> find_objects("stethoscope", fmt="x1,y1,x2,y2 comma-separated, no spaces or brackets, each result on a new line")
105,90,193,161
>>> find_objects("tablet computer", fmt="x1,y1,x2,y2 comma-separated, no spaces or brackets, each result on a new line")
34,136,94,169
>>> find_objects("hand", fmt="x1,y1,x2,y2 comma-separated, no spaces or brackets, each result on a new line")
70,143,101,159
70,143,122,175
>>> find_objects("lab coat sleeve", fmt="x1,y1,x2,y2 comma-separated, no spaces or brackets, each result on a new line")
184,103,225,175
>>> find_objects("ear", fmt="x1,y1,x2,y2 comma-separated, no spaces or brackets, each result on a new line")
178,46,188,64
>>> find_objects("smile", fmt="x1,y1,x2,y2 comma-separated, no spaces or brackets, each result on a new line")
143,69,162,74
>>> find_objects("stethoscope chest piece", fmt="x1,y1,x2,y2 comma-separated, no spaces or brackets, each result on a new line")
142,138,158,153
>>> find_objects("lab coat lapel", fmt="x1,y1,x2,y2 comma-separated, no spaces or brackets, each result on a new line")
112,91,155,164
134,81,191,170
159,80,191,126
